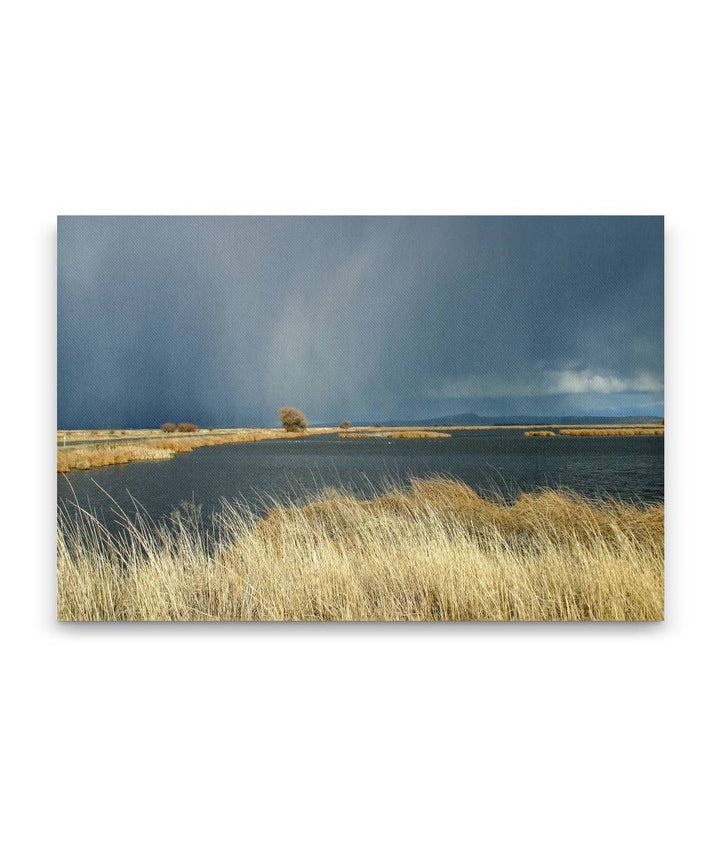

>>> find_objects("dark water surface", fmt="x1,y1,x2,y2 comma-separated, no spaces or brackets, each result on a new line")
57,431,664,529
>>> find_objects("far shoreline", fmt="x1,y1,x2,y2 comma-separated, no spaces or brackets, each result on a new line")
56,423,664,474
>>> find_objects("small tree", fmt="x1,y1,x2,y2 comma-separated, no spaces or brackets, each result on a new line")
161,422,176,433
339,420,351,430
278,407,308,433
177,422,199,433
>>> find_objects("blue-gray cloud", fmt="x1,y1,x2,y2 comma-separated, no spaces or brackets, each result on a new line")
57,216,663,427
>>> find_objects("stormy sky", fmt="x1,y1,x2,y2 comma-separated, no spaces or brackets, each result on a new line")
57,216,663,428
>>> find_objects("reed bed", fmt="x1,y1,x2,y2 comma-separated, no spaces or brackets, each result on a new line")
338,430,451,439
57,477,664,622
559,428,664,436
56,443,177,472
524,430,556,437
56,429,338,472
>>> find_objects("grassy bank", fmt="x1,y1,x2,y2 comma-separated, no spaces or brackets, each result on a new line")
524,430,556,437
56,428,337,472
559,428,664,436
338,430,452,439
58,477,664,621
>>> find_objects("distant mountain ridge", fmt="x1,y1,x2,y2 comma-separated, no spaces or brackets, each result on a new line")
376,413,664,427
311,413,663,428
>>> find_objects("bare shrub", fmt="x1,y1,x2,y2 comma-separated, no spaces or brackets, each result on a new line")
278,407,308,433
177,422,199,433
339,420,351,430
161,422,176,433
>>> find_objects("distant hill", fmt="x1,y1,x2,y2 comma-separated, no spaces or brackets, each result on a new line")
313,413,663,428
380,413,664,427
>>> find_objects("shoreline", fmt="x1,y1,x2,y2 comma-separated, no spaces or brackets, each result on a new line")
57,423,664,473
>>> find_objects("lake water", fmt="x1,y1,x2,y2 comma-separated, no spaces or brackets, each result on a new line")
57,431,664,529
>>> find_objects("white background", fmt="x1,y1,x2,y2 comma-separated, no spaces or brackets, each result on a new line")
2,1,718,854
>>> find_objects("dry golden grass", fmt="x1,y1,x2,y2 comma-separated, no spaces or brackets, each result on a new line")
56,443,177,472
338,430,451,439
559,428,664,436
56,428,340,472
57,477,664,622
387,430,451,439
524,430,556,437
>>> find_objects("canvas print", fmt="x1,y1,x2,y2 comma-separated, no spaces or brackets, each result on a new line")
57,216,664,621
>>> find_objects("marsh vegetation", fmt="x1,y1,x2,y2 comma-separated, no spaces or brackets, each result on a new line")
559,428,664,436
338,430,452,439
57,429,315,472
57,476,663,622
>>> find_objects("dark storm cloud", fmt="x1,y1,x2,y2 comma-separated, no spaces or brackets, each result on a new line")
57,216,663,427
